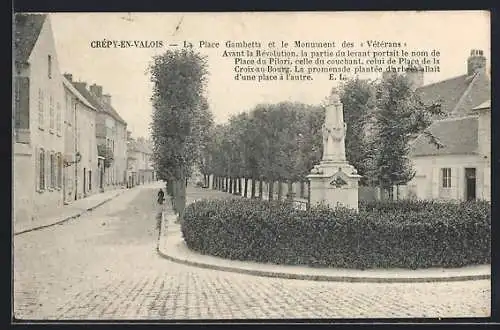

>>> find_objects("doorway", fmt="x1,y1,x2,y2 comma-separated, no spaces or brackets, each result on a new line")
465,168,476,200
83,168,86,195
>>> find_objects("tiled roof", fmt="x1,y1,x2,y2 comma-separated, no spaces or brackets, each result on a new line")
416,70,490,117
409,116,478,157
101,101,127,125
72,82,127,125
14,13,46,63
62,76,96,110
72,82,104,111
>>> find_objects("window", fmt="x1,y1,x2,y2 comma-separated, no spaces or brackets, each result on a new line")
39,148,45,191
50,153,56,188
14,77,30,130
57,153,62,188
49,95,55,131
48,55,52,79
38,89,44,128
56,102,62,134
14,77,21,127
442,168,452,188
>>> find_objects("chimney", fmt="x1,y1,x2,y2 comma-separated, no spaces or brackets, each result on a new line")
405,66,424,90
73,81,87,90
102,94,111,105
467,49,486,76
63,73,73,81
89,84,103,97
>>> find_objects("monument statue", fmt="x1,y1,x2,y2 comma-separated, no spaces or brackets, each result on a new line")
307,86,361,211
322,87,347,162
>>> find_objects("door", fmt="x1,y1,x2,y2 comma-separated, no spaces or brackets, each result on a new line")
83,168,86,195
465,168,476,200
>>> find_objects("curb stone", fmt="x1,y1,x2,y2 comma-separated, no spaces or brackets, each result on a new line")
157,245,490,283
157,215,490,283
14,191,124,236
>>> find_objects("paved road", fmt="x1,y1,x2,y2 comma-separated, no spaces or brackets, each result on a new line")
13,184,490,320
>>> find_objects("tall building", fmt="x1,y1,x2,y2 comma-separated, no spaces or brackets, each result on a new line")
13,14,66,224
62,73,99,203
72,82,128,187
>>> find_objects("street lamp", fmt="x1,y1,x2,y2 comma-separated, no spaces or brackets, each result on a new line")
64,152,82,167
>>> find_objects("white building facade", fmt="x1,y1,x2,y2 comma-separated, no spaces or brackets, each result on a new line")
14,14,66,224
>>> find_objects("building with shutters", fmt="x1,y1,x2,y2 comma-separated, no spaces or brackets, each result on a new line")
13,13,66,224
126,135,155,187
62,74,99,203
72,82,128,188
406,50,491,201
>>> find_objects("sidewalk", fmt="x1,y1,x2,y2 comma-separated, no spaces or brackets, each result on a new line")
14,187,126,235
157,187,491,283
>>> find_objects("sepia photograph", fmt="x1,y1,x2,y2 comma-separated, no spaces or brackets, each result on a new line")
12,11,491,321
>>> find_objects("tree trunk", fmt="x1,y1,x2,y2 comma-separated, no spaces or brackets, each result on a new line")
258,178,263,199
287,180,294,201
212,175,216,189
277,180,283,201
268,180,274,201
251,178,256,198
228,177,233,194
234,177,239,195
175,172,187,223
244,178,249,198
225,177,230,192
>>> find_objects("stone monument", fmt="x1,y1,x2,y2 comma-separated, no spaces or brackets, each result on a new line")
307,87,361,211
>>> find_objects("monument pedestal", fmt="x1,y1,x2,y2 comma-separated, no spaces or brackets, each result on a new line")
307,161,361,211
307,87,361,211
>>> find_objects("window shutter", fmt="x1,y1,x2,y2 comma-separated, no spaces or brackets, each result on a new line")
19,77,30,129
58,153,62,188
35,147,40,192
14,77,21,128
45,150,50,190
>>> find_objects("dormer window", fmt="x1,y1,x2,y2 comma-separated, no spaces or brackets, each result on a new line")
48,55,52,79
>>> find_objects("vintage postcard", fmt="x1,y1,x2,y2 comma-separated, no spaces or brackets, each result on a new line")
13,11,491,321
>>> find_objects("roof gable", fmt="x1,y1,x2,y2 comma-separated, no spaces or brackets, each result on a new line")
100,101,127,125
62,77,96,111
453,71,491,116
14,13,47,63
409,116,478,157
416,74,471,114
71,82,126,125
473,99,491,111
72,82,103,111
416,70,491,117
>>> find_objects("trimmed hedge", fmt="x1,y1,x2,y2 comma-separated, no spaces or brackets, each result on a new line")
181,199,491,269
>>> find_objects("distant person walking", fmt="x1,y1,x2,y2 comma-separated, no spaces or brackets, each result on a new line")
156,189,165,231
157,188,165,205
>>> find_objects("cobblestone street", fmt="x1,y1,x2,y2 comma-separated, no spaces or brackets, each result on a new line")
13,184,490,320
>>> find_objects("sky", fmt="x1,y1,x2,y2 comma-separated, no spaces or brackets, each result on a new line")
49,11,490,139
